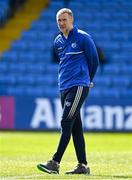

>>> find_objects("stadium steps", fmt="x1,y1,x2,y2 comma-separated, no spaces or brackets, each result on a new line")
0,0,49,54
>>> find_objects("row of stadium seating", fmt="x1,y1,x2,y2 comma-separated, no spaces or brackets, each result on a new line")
0,85,132,98
0,60,132,75
0,0,132,98
0,73,131,88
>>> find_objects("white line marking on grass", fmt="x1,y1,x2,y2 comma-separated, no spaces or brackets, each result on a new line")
1,174,44,180
1,175,90,180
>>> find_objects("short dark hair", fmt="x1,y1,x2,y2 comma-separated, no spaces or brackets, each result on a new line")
56,8,73,19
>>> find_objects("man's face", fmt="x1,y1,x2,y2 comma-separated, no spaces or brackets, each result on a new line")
56,13,73,34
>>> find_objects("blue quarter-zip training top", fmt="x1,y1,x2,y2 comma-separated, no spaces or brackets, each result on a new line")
54,26,99,91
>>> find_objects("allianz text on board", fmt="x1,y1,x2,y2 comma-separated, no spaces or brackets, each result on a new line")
30,98,132,131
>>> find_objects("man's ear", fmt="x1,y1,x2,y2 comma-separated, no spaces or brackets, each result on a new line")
71,16,74,23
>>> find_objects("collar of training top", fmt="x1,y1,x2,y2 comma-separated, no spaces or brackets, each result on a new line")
60,26,77,40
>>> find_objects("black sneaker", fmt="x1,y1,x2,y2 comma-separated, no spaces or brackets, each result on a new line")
65,163,90,175
37,160,59,174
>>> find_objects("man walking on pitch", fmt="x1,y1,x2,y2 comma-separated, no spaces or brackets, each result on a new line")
37,8,99,175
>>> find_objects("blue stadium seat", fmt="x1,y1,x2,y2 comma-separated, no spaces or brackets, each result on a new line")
19,52,36,62
26,63,45,73
21,30,38,40
111,31,128,41
47,1,64,10
26,86,44,96
0,74,16,84
94,76,111,87
11,41,28,51
121,42,132,51
0,85,8,95
120,88,132,98
31,21,47,30
98,41,120,51
9,63,26,73
35,75,55,86
12,40,50,51
46,64,58,73
93,32,110,41
37,31,55,41
69,1,83,9
25,86,59,97
1,51,19,61
112,53,131,63
102,88,120,98
39,9,55,20
0,62,8,72
103,65,120,74
43,86,59,97
27,41,47,51
89,88,102,98
120,65,132,75
112,76,130,87
37,53,52,62
8,86,26,96
16,75,35,85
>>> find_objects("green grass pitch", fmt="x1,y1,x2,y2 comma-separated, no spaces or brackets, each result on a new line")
0,132,132,180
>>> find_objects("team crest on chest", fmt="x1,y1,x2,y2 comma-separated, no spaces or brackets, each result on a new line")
71,42,77,48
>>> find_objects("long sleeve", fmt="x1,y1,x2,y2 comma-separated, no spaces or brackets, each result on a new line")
53,40,60,62
82,34,99,81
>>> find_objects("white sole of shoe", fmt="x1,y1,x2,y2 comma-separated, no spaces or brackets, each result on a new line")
37,164,58,174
